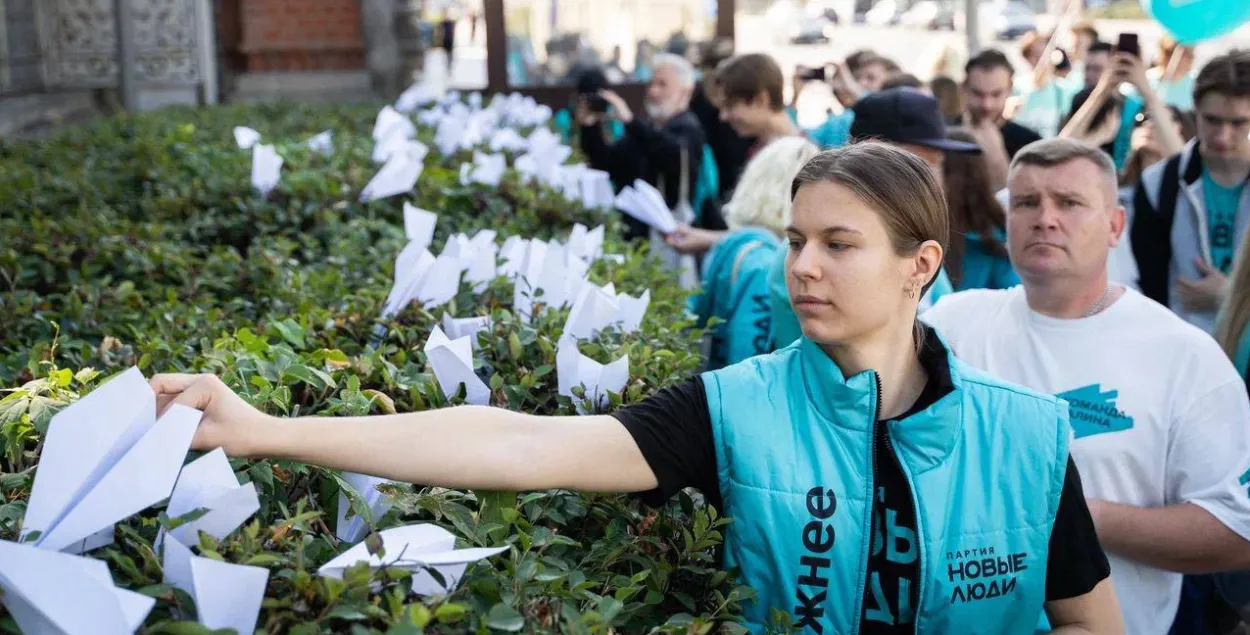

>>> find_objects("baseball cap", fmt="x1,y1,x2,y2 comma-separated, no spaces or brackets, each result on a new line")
850,88,980,154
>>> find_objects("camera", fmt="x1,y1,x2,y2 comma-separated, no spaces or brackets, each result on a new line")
1115,33,1140,58
796,64,831,82
586,93,610,114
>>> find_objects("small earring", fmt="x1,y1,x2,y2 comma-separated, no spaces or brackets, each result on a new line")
905,286,918,300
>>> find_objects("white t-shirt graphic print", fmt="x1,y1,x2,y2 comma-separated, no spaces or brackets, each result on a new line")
922,287,1250,635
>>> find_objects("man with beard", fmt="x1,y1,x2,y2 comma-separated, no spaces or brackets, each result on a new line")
578,52,706,242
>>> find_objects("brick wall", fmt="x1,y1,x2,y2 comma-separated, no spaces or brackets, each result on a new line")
238,0,366,71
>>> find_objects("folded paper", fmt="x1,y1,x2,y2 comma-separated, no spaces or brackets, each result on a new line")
563,284,650,340
382,245,436,318
251,144,283,197
161,448,259,548
306,130,334,155
396,83,441,113
373,106,416,142
21,367,201,554
233,126,260,150
488,128,528,153
360,154,423,203
459,152,506,187
163,538,268,635
374,135,429,164
336,473,394,544
556,336,629,414
0,539,155,635
424,326,490,405
317,524,507,596
441,313,491,350
615,180,677,234
567,224,605,263
580,169,615,210
403,203,438,251
415,252,463,309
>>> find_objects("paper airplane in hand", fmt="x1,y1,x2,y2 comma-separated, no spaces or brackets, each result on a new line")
556,335,630,414
234,126,261,150
161,448,259,548
163,537,268,635
306,130,334,155
0,539,155,635
424,326,490,405
21,367,201,554
615,180,677,234
251,144,283,197
336,472,395,544
360,154,423,203
403,203,438,251
317,524,507,596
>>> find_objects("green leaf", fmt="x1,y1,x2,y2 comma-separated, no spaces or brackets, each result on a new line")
272,319,306,348
50,369,72,387
325,606,371,621
597,596,623,623
73,368,100,385
484,603,525,632
434,602,468,623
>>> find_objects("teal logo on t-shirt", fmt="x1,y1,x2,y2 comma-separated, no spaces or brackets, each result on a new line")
1239,467,1250,498
1056,384,1134,439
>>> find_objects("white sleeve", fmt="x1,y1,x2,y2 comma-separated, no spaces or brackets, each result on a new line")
1166,377,1250,540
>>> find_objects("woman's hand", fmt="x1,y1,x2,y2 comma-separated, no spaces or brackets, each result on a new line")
601,90,633,124
151,373,277,458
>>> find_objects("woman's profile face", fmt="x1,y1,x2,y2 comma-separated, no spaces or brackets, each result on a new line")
784,181,915,346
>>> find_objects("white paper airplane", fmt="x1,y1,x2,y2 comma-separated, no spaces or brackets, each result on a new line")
233,126,260,150
251,144,283,197
160,448,259,548
424,326,490,405
21,368,201,554
403,203,438,251
0,539,155,635
360,154,423,203
442,313,491,350
163,537,268,635
335,472,394,544
615,180,677,234
556,335,630,414
317,524,507,596
372,106,416,142
305,130,334,155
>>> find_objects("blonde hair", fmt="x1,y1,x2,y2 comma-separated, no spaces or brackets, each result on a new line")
724,136,819,235
1216,229,1250,361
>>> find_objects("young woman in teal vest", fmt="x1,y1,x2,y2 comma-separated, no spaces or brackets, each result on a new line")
151,143,1123,634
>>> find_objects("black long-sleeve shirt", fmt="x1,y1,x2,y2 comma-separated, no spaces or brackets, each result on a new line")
580,111,705,241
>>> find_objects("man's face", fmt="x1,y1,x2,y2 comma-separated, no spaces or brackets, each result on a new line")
1195,93,1250,161
646,66,691,120
963,67,1011,125
719,93,772,137
854,61,890,93
1083,51,1110,88
1006,159,1125,284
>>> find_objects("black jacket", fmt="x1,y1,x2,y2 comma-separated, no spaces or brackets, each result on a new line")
580,111,706,241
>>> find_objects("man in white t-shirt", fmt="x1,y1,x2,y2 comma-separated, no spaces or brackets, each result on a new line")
923,137,1250,635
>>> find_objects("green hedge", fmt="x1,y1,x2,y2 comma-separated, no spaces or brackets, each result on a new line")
0,102,761,634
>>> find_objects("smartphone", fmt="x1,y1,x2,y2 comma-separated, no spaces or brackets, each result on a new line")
1116,33,1140,58
586,93,609,114
796,65,830,82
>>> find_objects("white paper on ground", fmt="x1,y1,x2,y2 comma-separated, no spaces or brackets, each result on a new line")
513,240,571,322
0,539,155,635
251,144,283,197
335,473,395,543
461,151,506,187
317,524,507,596
373,133,429,164
615,289,650,333
233,126,261,150
306,130,334,155
162,448,260,547
555,335,630,414
360,154,423,203
441,313,490,350
373,105,416,142
564,284,623,340
488,128,527,153
567,224,605,263
163,537,268,635
402,203,438,251
424,326,490,405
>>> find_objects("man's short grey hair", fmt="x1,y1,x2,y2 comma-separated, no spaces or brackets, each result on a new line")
1009,138,1119,201
652,52,696,89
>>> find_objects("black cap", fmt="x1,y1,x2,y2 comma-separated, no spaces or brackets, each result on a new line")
850,88,980,154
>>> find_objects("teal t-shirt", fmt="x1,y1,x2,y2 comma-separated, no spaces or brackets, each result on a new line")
1202,169,1246,273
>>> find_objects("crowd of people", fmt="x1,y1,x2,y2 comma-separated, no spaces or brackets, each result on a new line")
151,21,1250,635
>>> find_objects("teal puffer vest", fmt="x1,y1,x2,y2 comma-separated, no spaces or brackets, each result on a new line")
701,335,1070,634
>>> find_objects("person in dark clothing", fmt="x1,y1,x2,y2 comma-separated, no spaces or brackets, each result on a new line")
960,49,1044,191
690,38,753,199
578,53,706,242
